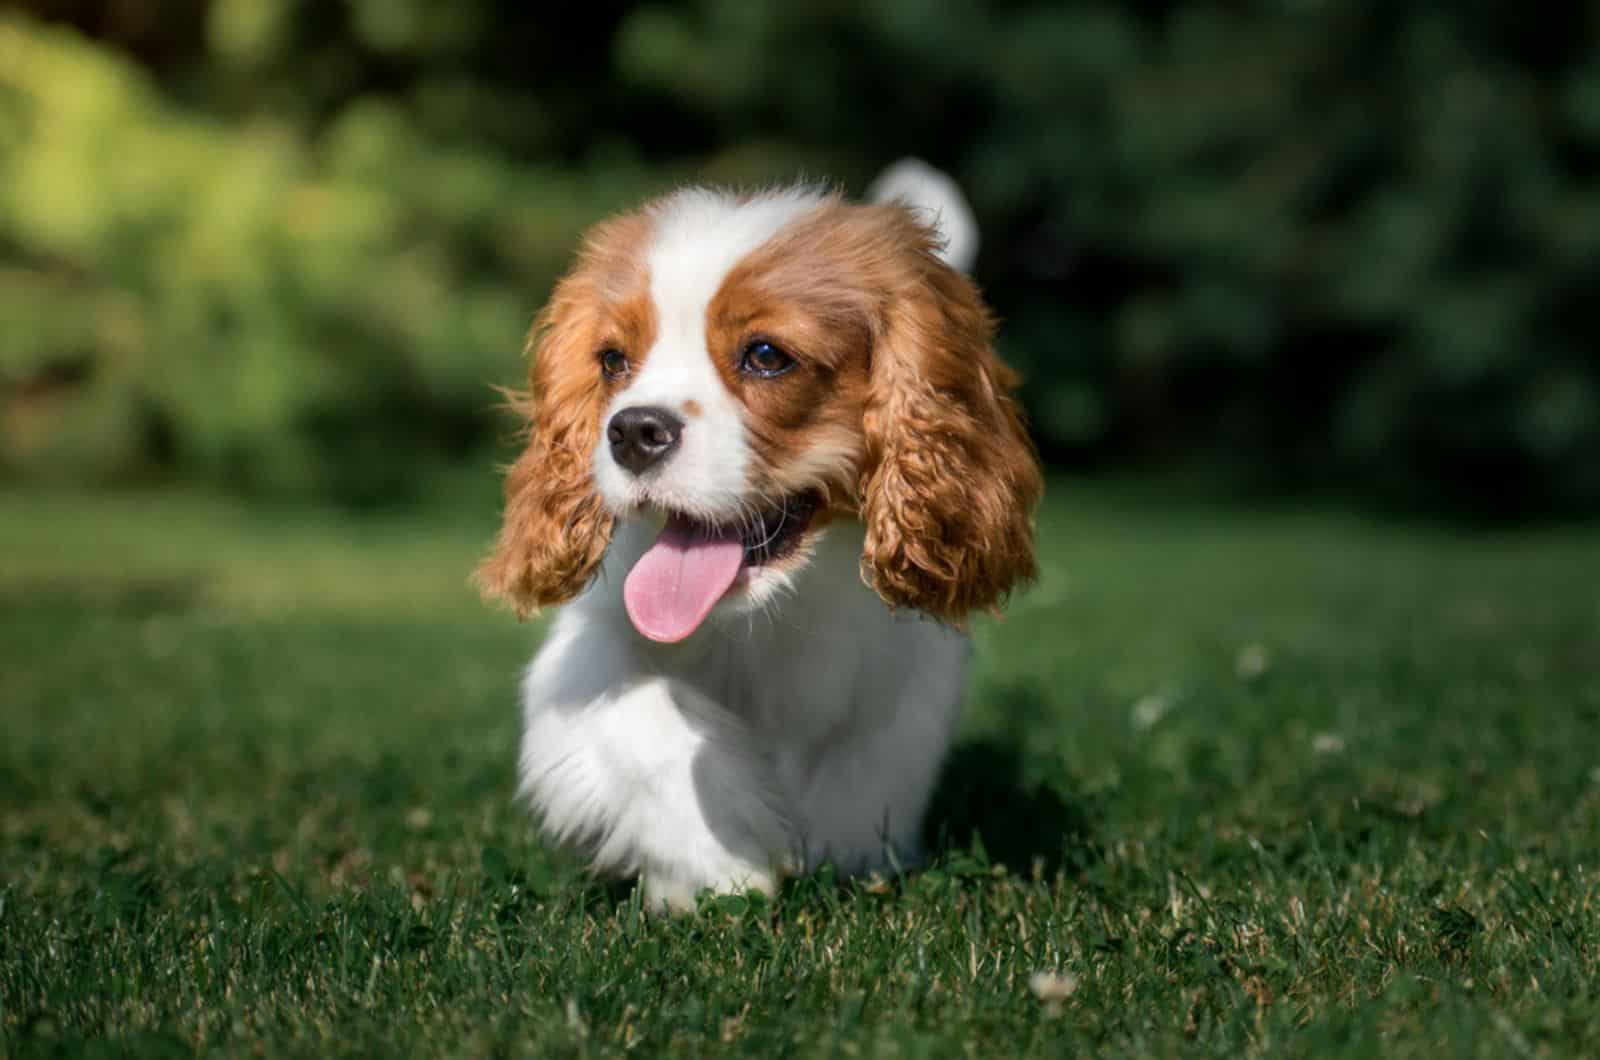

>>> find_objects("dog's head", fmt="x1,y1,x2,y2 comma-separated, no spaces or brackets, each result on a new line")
478,186,1041,641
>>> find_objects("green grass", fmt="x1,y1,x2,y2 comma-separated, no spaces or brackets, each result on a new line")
3,479,1599,1057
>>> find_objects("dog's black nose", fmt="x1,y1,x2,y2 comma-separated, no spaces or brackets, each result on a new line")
607,406,683,475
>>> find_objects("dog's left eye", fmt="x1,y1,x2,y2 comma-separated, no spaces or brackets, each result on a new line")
739,340,795,378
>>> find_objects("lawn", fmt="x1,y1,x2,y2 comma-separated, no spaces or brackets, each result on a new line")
3,479,1598,1057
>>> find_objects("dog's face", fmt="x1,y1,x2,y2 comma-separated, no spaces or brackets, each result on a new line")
479,187,1041,641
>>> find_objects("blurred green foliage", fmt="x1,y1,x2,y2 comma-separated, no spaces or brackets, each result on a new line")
0,11,670,500
3,2,1598,514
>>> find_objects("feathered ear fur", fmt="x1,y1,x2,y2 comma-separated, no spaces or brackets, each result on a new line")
475,260,622,616
857,208,1043,622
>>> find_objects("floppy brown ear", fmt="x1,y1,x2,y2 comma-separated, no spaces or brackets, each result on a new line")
858,213,1043,622
476,277,616,617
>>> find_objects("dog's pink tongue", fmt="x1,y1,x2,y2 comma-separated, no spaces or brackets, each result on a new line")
623,516,745,643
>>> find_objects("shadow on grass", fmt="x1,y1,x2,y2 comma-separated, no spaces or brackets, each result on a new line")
923,739,1093,878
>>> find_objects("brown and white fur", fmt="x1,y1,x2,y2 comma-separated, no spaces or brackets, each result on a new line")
479,172,1041,911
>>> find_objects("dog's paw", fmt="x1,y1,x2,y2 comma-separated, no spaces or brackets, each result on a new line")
640,867,779,916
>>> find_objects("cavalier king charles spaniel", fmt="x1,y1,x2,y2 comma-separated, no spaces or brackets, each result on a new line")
478,166,1042,911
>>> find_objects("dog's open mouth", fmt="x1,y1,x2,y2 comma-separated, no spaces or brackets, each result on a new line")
732,490,821,567
623,491,821,643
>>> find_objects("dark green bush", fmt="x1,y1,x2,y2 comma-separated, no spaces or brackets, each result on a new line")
4,2,1597,515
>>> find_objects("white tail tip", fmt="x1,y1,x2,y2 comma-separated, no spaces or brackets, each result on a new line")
867,158,981,274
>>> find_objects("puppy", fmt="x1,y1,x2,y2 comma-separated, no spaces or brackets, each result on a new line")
479,170,1041,911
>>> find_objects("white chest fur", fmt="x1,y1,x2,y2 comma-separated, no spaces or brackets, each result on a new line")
515,520,969,911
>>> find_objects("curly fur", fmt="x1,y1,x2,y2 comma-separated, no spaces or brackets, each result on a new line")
476,214,656,614
854,210,1042,621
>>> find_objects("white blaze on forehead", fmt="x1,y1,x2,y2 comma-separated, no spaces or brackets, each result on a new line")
644,186,832,332
592,187,831,520
626,187,831,408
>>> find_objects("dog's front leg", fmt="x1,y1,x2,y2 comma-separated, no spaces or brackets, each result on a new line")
518,632,793,912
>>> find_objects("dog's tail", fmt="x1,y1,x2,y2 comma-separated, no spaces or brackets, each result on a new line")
867,158,980,274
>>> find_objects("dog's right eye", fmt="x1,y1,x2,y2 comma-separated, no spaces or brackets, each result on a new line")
599,349,629,379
